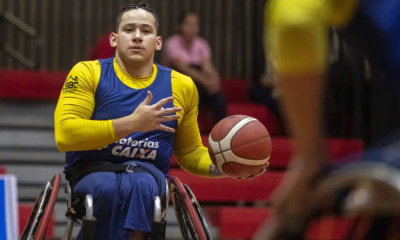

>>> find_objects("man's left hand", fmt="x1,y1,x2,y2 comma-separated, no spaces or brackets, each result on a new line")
237,164,269,180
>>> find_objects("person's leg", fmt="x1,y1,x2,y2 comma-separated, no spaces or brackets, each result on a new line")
111,172,159,240
248,83,280,116
73,172,117,240
194,79,227,123
194,82,208,110
210,91,227,123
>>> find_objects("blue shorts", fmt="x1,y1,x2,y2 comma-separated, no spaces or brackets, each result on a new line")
72,161,167,240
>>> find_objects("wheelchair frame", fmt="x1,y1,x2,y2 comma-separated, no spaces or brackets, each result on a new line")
21,174,213,240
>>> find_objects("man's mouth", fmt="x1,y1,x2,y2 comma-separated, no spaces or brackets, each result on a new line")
130,46,143,52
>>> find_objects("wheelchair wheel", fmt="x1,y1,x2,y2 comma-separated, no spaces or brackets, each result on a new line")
20,174,61,240
170,176,212,240
254,162,400,240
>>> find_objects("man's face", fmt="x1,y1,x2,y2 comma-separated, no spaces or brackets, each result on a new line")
181,14,199,40
111,9,161,63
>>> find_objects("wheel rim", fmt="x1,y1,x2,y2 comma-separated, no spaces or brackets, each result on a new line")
20,181,52,240
171,183,200,240
183,184,213,240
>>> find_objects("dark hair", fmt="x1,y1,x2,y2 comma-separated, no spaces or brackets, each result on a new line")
178,11,198,25
116,3,159,33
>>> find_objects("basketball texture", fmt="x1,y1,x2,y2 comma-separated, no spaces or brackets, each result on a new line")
208,115,271,178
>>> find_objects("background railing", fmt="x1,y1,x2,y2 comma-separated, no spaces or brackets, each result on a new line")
0,10,41,69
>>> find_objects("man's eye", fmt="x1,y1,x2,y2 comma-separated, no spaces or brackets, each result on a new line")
126,28,132,32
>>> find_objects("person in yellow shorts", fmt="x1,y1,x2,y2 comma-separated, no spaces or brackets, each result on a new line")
259,0,400,239
54,3,236,240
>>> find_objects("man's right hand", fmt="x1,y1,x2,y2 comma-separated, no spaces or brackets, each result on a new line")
130,91,182,133
113,91,181,139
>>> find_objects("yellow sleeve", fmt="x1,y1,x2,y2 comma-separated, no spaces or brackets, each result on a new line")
54,61,118,152
265,0,328,75
265,0,358,75
171,71,212,178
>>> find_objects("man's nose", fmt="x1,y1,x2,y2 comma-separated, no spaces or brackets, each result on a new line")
132,29,143,43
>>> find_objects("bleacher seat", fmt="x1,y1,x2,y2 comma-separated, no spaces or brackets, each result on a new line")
0,165,5,174
0,71,67,100
170,169,284,202
221,79,251,103
217,207,353,240
270,138,364,168
227,103,282,136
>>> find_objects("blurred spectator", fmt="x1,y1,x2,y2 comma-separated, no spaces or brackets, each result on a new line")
162,11,227,124
248,55,280,117
89,33,115,60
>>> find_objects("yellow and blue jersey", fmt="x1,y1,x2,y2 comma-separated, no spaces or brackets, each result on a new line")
265,0,400,79
66,58,178,173
55,58,212,177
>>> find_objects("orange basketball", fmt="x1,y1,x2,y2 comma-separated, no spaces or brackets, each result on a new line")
208,115,271,178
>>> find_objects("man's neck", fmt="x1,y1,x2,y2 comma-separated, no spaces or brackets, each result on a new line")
115,55,154,77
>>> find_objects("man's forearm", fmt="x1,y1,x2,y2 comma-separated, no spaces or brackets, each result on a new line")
55,119,118,152
56,114,140,152
112,115,136,140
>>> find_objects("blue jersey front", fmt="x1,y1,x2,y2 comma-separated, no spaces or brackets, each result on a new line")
65,58,177,174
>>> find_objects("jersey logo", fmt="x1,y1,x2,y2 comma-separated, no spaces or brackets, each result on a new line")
100,137,160,160
63,75,79,93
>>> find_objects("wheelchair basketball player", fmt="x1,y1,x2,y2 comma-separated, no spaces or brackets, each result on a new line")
258,0,400,239
53,3,241,240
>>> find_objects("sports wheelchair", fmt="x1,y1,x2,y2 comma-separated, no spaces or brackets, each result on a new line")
255,161,400,240
20,174,213,240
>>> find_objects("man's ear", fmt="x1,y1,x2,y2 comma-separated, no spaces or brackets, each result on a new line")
110,32,118,48
155,36,162,51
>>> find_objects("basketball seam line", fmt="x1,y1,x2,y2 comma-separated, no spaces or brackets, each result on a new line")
213,135,270,155
217,118,234,175
230,135,271,157
228,118,256,151
215,117,254,155
217,117,224,164
221,117,255,177
214,147,271,160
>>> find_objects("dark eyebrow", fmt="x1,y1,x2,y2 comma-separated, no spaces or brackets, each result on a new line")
123,23,154,29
